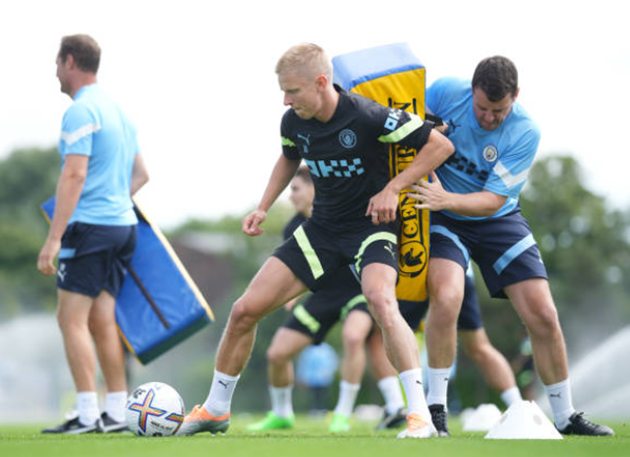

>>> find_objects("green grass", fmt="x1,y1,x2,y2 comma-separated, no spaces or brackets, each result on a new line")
1,415,628,457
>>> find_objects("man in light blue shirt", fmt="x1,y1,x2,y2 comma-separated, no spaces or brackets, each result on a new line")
38,34,149,434
410,56,613,437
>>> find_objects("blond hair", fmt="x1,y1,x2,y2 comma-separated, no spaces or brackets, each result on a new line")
275,43,333,82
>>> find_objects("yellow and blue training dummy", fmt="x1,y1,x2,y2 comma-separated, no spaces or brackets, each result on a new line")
333,43,429,307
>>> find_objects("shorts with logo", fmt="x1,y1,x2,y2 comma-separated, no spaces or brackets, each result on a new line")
57,222,137,298
429,209,548,298
283,266,370,344
273,218,398,292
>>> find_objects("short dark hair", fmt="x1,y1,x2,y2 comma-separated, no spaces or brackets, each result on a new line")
294,165,312,184
472,56,518,101
58,34,101,74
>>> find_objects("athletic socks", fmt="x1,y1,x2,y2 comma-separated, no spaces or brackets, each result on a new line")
203,370,240,417
500,386,523,408
426,366,451,408
333,380,361,416
544,379,576,429
105,391,128,423
77,391,100,426
269,385,294,418
399,368,431,419
377,376,405,414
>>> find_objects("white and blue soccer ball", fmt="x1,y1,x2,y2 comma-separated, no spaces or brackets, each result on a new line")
125,382,185,437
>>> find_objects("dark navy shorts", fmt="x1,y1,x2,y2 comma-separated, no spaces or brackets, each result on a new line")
402,270,483,331
282,266,370,344
57,222,137,298
429,210,548,298
273,219,398,291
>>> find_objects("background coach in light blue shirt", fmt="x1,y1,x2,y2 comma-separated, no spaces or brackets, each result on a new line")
38,34,150,435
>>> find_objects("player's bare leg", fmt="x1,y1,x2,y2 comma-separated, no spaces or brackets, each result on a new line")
329,310,372,433
361,263,435,438
424,258,465,436
267,328,313,387
89,290,129,430
505,279,567,384
180,257,307,436
54,289,101,430
459,328,521,406
247,328,313,431
90,290,126,392
367,328,407,430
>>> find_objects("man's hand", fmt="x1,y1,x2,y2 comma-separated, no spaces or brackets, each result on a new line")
366,186,399,225
407,171,450,211
242,209,267,236
37,237,61,276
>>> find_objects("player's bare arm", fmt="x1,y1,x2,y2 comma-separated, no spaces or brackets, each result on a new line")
242,154,301,236
366,129,453,225
130,153,150,196
408,171,507,217
37,154,88,275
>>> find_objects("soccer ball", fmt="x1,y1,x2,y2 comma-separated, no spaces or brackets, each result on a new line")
125,382,185,437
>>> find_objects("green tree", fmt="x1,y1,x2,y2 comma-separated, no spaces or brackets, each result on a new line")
455,155,630,407
0,147,60,316
520,155,630,350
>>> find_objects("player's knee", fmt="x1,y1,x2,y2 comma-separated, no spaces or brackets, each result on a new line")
87,315,102,336
428,301,460,326
229,298,262,332
342,328,366,352
56,308,83,334
464,342,491,363
523,301,560,335
431,283,464,311
266,344,290,365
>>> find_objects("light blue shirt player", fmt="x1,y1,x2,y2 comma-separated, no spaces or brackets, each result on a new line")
59,84,138,225
426,77,540,220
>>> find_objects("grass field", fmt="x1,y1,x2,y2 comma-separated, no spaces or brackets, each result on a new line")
1,415,628,457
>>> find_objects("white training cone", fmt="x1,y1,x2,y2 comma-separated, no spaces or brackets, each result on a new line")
462,403,502,431
485,400,563,440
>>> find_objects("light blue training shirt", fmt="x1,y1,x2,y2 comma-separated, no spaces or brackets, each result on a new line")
59,84,138,225
426,77,540,220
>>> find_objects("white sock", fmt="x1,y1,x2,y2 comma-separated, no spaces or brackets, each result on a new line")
333,381,361,416
544,379,575,429
399,368,430,420
270,385,294,418
377,376,405,414
500,386,522,408
426,366,451,408
105,391,128,423
203,370,240,417
77,391,100,426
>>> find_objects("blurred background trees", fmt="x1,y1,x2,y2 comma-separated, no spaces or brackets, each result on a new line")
1,147,628,415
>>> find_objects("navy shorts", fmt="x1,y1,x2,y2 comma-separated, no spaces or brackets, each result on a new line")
273,218,398,291
402,271,483,331
283,266,370,344
429,210,547,298
57,222,137,298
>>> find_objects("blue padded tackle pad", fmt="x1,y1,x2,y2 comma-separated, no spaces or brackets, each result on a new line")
41,197,214,364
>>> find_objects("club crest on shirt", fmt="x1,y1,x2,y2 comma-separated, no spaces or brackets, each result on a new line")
338,129,357,149
482,145,498,162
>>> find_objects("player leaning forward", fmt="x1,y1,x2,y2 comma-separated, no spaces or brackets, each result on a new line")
179,43,454,438
411,56,614,436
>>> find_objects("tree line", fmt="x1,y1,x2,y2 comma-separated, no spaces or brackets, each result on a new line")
1,147,628,408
